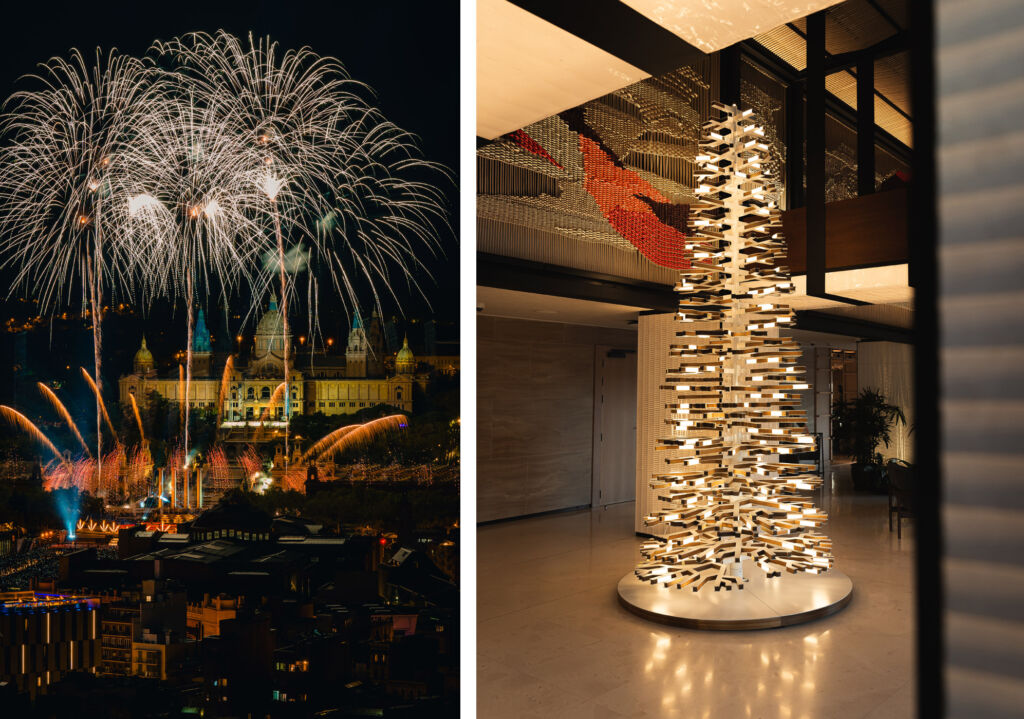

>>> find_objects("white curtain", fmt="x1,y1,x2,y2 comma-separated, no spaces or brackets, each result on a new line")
856,341,914,463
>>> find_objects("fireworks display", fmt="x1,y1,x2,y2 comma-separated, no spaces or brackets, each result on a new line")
37,382,91,457
256,382,287,426
0,32,449,509
80,366,118,443
153,31,451,475
0,48,166,475
215,355,235,427
302,415,408,464
0,405,68,468
128,391,146,443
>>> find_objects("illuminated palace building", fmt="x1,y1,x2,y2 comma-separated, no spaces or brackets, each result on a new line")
119,297,435,438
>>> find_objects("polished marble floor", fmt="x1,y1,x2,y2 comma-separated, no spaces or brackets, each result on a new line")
478,475,915,718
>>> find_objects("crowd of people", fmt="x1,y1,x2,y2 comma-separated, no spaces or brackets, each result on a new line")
0,543,117,590
0,544,66,589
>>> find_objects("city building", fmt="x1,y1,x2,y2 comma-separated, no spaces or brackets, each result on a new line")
131,627,187,680
186,593,240,642
0,591,100,698
118,300,417,435
98,602,136,676
95,580,187,680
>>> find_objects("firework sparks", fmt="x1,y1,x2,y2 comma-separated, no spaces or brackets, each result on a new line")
302,415,407,464
0,405,68,468
128,391,146,443
0,48,169,482
178,363,186,430
155,31,451,477
116,85,271,465
80,367,118,443
205,445,234,492
37,382,90,457
300,424,359,462
215,355,234,428
238,444,263,482
256,382,287,426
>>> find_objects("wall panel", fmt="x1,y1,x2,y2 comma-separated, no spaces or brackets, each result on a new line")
477,316,637,522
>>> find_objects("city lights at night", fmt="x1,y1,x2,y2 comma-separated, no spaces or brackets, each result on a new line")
0,3,458,717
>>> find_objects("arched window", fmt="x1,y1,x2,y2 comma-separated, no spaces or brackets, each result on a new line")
261,386,271,400
396,388,403,401
247,387,255,400
231,391,237,400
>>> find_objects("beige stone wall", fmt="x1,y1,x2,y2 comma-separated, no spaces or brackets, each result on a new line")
477,316,637,522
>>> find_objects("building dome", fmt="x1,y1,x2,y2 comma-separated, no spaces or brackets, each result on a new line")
396,335,416,375
256,295,284,337
253,295,288,359
133,337,155,374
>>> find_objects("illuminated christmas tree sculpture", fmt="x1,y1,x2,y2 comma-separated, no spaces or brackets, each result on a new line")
634,103,833,592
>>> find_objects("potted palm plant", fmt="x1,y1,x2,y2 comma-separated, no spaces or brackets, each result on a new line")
831,388,907,491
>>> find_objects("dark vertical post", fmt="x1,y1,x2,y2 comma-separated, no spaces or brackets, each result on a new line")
785,82,805,209
857,58,876,195
719,45,742,107
806,12,826,296
909,0,940,714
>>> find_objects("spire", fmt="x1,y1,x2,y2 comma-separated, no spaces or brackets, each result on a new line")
141,336,148,350
352,310,363,330
194,309,212,353
269,294,278,312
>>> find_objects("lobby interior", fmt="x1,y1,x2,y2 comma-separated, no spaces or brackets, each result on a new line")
476,1,1021,717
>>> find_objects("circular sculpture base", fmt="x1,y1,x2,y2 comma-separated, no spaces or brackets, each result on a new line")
617,561,853,630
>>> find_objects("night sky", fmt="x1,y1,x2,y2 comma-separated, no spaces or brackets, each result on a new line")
0,0,461,331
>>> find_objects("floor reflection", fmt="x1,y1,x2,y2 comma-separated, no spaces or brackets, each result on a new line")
478,470,915,718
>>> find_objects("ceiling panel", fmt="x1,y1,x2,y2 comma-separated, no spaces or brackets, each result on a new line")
874,51,910,114
753,2,911,148
754,23,809,70
476,286,643,329
874,95,911,146
620,0,844,53
477,0,649,139
823,0,899,53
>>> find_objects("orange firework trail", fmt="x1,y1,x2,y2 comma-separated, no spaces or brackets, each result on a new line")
178,364,186,429
257,383,286,425
302,415,407,463
37,382,90,457
80,367,118,442
0,405,69,469
128,392,145,443
300,424,359,462
215,355,234,428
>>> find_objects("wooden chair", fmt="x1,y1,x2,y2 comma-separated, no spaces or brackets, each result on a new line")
887,459,915,539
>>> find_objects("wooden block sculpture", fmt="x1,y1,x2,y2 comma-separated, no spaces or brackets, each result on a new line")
635,103,833,593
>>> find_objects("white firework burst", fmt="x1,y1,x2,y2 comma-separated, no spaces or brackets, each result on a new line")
0,47,167,475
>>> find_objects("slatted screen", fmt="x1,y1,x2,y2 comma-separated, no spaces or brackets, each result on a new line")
938,0,1024,715
635,312,675,536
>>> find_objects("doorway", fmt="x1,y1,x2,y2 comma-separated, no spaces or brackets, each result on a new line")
592,347,637,507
